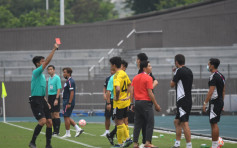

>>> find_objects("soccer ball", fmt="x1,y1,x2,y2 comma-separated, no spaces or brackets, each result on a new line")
218,137,224,147
78,119,86,127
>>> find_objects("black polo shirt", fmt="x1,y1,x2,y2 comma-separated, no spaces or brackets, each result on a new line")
208,71,225,100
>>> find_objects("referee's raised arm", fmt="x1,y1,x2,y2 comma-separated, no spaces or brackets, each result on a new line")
42,43,59,69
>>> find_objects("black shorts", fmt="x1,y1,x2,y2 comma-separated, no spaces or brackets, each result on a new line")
114,107,129,120
63,99,74,117
48,95,60,113
175,104,192,122
105,99,113,118
29,96,51,120
209,99,224,124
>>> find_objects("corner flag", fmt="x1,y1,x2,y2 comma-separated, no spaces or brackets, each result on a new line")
1,82,7,98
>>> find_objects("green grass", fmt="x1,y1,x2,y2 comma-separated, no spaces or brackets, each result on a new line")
0,122,236,148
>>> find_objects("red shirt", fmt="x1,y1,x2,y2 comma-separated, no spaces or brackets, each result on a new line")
132,73,153,101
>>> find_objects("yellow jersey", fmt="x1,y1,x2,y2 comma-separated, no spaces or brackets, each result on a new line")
113,70,131,109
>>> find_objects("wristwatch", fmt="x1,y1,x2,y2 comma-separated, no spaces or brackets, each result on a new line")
203,102,207,105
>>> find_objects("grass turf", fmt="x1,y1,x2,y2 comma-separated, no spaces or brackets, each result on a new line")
0,122,236,148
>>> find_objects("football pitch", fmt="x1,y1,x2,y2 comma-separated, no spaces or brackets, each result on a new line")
0,122,237,148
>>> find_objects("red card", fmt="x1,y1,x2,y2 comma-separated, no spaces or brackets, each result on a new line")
55,38,61,44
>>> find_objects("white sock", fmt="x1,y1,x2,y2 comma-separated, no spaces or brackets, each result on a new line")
66,130,70,135
186,142,192,148
74,124,81,131
106,130,110,133
212,141,218,148
174,140,180,147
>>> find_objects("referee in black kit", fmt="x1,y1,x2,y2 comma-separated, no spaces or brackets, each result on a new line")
203,58,225,148
29,43,59,148
101,69,116,137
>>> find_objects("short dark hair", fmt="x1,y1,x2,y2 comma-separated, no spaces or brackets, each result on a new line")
121,60,128,68
140,61,149,72
137,53,148,61
175,54,185,65
47,65,55,70
209,58,220,69
63,67,73,76
32,56,45,67
109,56,121,68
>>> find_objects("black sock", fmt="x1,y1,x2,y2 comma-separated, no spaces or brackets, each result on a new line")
31,124,43,144
110,126,117,138
46,128,52,146
52,119,56,133
55,118,61,134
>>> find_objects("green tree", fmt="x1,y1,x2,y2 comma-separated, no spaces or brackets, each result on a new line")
124,0,159,14
125,0,204,14
0,0,117,28
70,0,118,23
18,10,61,27
156,0,204,11
0,0,48,17
0,5,20,28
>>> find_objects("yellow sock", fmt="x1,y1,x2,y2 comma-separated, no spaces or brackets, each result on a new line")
117,125,124,144
126,124,130,139
123,124,129,140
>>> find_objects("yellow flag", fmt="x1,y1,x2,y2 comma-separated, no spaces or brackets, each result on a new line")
1,82,7,98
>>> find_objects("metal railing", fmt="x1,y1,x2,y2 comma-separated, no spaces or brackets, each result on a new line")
88,29,136,79
74,92,104,110
167,89,209,114
0,66,93,81
0,63,237,81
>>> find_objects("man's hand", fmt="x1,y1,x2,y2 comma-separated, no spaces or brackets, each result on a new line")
120,96,129,101
114,97,119,101
66,104,71,109
155,104,161,112
106,104,111,111
172,66,176,72
103,94,107,100
54,99,58,106
48,103,51,110
54,43,59,50
130,105,135,112
202,104,206,112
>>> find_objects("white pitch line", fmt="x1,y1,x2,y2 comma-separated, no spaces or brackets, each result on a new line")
4,122,100,148
71,129,96,136
128,125,237,144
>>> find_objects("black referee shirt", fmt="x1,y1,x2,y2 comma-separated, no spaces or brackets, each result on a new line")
104,75,112,89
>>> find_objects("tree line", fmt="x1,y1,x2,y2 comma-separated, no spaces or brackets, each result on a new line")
0,0,118,28
0,0,204,28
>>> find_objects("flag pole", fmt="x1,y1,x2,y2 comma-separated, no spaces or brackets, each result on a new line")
2,95,6,123
1,82,7,123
